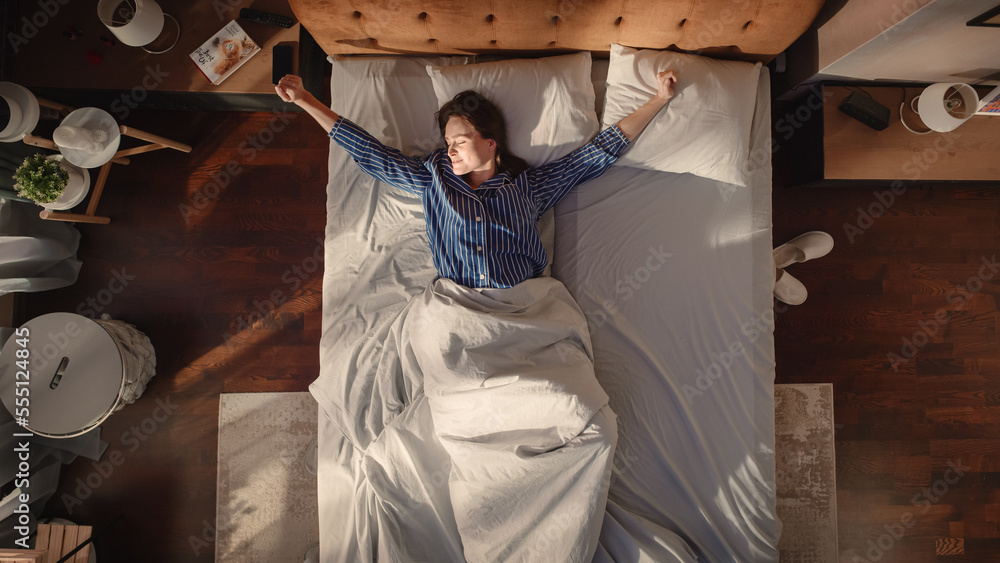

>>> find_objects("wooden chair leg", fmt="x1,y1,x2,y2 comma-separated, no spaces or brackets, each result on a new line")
37,162,114,224
22,135,130,165
39,210,112,224
119,125,192,153
85,162,113,217
0,548,46,561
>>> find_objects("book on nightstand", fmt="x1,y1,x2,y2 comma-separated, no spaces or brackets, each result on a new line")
976,85,1000,115
189,20,260,85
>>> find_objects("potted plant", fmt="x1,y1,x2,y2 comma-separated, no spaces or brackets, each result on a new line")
12,153,90,210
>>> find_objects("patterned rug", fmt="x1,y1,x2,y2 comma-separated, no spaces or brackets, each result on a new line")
215,388,835,561
216,392,319,562
775,383,839,562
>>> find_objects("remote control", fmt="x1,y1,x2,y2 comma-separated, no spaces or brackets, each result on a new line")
239,8,294,28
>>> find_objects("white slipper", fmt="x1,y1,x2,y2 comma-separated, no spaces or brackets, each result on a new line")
773,231,834,269
774,268,807,305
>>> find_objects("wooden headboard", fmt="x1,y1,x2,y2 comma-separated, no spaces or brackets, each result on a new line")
288,0,825,62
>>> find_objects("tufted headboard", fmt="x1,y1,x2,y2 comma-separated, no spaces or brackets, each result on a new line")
287,0,824,62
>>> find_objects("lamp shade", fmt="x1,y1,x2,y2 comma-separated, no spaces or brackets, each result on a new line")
917,83,979,133
97,0,164,47
0,95,21,138
0,82,40,142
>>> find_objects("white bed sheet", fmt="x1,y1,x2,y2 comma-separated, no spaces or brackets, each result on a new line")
314,57,778,562
553,67,778,561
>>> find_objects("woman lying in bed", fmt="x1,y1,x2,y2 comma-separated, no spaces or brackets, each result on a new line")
276,71,678,562
275,70,674,289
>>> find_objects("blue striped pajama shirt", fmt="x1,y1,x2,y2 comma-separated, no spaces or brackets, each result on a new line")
329,116,630,288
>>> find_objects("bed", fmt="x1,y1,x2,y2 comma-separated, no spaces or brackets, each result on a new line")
289,1,825,561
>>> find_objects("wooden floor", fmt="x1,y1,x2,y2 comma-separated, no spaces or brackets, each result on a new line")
21,107,329,560
17,103,1000,561
773,182,1000,562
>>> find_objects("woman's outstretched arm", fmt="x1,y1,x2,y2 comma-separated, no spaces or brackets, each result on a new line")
275,74,340,133
616,70,677,142
275,74,432,194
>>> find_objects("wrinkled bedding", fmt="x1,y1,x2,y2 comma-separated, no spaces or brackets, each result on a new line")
315,275,617,562
315,55,780,562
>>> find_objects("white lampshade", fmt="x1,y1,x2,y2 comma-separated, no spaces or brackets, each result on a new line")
0,82,40,142
917,83,979,133
0,94,22,138
97,0,164,47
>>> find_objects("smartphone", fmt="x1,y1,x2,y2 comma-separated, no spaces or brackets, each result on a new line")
272,45,295,85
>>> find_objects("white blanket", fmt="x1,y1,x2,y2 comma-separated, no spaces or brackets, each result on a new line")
325,275,617,562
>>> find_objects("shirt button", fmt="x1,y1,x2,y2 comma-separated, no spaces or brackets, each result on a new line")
476,216,481,221
477,245,483,251
480,274,485,280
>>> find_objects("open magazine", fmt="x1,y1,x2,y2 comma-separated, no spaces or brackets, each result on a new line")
976,85,1000,115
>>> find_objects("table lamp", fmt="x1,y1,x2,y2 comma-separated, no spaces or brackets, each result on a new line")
0,82,40,142
97,0,180,54
915,83,979,133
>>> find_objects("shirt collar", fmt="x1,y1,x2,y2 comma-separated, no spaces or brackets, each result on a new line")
476,172,511,192
439,149,513,195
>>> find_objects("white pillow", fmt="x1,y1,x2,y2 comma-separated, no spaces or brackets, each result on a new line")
602,44,761,187
330,55,471,156
426,52,599,168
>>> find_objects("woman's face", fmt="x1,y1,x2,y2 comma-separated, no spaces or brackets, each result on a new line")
444,116,496,177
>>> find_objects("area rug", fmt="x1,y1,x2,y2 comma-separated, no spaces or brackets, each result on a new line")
775,383,839,562
217,392,319,562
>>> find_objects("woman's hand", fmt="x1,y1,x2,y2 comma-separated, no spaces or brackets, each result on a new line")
275,74,307,103
655,70,678,102
277,74,342,133
616,69,678,141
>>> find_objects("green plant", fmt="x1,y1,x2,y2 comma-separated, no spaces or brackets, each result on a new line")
13,153,69,204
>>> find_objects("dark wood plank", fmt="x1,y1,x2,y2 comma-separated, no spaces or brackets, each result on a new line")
774,178,1000,562
21,107,328,562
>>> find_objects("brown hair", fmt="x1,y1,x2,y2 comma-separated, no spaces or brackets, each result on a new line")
436,91,529,179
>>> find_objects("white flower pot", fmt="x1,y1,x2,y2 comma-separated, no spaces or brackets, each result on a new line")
42,154,91,211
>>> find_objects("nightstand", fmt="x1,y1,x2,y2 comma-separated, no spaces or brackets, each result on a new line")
7,0,321,111
779,84,1000,188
